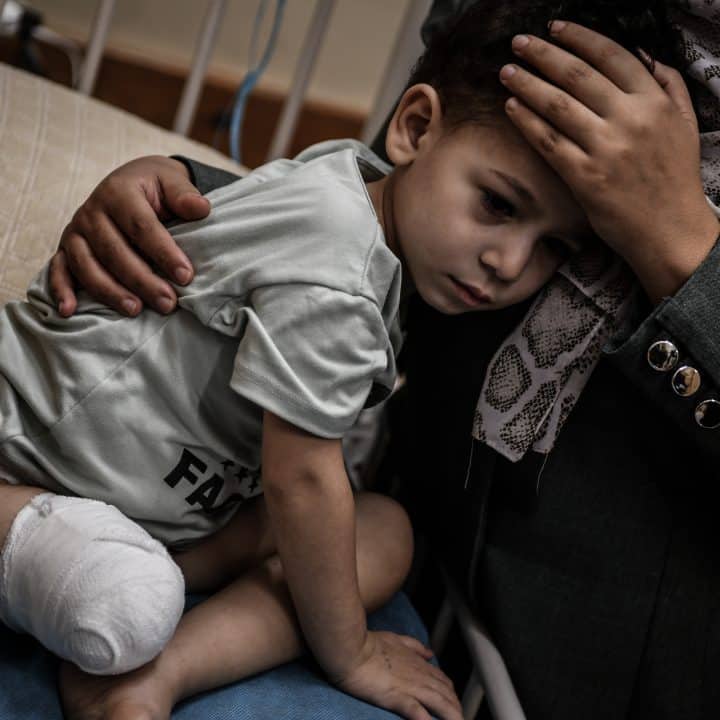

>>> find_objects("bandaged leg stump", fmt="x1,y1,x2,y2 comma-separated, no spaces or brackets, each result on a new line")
0,494,185,675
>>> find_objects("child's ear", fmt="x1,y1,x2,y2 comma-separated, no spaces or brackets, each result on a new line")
385,84,444,166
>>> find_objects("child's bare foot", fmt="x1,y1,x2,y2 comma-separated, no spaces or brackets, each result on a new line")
58,659,177,720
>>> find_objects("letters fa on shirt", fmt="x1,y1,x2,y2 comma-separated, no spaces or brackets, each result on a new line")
163,448,262,515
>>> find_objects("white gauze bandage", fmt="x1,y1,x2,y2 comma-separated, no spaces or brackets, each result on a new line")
0,494,185,675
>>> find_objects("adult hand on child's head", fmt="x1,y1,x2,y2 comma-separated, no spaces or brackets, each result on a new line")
333,630,463,720
499,21,720,303
50,155,210,317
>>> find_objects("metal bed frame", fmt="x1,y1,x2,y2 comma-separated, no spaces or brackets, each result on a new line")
0,0,433,162
0,1,528,716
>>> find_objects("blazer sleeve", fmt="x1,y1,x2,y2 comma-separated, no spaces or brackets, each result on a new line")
170,156,243,195
603,238,720,458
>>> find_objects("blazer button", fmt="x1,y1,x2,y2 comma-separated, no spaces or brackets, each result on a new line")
671,366,701,397
647,340,679,372
695,399,720,429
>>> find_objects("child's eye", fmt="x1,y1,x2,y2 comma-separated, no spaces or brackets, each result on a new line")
480,189,515,218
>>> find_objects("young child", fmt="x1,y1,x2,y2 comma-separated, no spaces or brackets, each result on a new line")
2,2,712,720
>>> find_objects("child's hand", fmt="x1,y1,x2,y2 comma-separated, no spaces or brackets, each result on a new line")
499,20,720,302
333,630,462,720
49,156,208,317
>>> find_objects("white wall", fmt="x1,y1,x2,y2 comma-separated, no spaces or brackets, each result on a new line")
29,0,414,114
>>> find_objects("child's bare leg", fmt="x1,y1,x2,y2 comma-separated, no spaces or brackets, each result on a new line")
171,494,277,593
0,478,45,546
59,493,414,720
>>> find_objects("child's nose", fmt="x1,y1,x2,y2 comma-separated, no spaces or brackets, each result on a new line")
480,235,535,282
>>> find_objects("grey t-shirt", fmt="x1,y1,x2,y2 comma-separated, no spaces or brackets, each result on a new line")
0,140,402,545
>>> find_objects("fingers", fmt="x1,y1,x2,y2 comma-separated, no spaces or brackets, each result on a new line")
504,96,588,180
60,230,143,316
76,208,179,314
50,155,204,317
651,61,699,131
389,697,433,720
340,631,463,720
388,691,460,720
417,678,463,720
509,32,619,119
544,21,657,94
389,635,462,720
389,684,463,720
48,249,77,317
499,61,603,151
160,173,212,222
104,187,194,287
391,634,455,692
397,634,435,659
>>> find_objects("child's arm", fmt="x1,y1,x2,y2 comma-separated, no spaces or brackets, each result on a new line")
262,411,461,720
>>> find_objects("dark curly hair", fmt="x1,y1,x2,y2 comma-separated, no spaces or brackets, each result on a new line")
408,0,683,126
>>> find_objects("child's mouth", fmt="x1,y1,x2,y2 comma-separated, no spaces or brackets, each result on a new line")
449,276,492,306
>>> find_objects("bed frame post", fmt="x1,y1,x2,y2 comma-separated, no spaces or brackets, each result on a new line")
360,0,432,145
266,0,337,161
173,0,229,136
77,0,116,95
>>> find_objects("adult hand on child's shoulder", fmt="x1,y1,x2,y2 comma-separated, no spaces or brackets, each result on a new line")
49,156,209,318
499,20,720,303
333,630,463,720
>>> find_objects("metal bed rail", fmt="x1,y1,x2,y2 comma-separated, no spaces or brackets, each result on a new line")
70,0,340,161
70,0,434,161
430,563,527,720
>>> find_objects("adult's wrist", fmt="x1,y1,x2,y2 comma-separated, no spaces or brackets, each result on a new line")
628,214,719,304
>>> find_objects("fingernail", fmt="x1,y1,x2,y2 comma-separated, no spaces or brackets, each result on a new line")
500,65,517,82
636,47,654,71
512,34,530,50
506,97,519,111
58,300,68,315
175,266,192,284
157,296,175,314
122,298,138,315
549,20,566,34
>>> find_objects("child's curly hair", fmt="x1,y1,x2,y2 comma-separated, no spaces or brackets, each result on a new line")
409,0,683,126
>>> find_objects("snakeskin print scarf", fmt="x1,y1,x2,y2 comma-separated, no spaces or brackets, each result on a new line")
473,0,720,461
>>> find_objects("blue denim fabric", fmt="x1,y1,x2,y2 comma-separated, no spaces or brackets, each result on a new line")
0,593,431,720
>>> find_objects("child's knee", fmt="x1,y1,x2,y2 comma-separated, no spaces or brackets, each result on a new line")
357,493,414,579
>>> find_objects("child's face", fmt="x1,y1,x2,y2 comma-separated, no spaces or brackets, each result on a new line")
373,86,593,314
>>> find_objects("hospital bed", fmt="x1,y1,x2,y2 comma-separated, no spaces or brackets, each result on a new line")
0,2,524,718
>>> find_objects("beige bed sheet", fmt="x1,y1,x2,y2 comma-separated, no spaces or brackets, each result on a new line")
0,62,245,308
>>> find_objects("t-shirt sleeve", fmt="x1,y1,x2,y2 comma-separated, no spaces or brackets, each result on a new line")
218,283,396,438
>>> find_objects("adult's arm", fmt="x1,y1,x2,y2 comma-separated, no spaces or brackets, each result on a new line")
499,22,720,456
603,239,720,458
50,1,467,318
50,155,241,317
